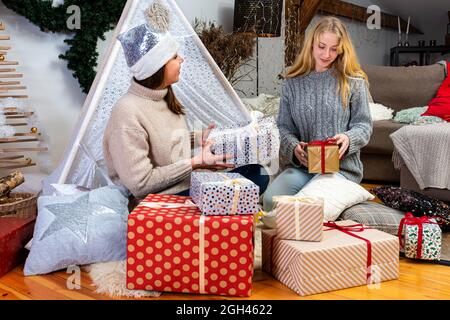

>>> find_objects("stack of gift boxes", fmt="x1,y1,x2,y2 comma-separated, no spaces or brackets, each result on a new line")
262,196,401,296
125,134,441,297
126,172,259,297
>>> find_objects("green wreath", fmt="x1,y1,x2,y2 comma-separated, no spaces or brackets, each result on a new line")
2,0,127,93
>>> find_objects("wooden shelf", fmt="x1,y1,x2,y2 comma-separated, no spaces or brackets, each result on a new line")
0,81,20,86
0,46,11,51
0,68,15,73
0,86,27,91
0,61,18,65
0,73,23,78
0,35,10,41
0,95,28,99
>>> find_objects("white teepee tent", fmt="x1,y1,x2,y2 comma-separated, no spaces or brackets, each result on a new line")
42,0,254,194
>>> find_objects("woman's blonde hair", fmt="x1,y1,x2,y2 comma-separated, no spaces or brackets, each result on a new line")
286,16,368,107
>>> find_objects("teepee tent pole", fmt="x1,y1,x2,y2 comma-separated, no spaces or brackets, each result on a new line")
167,0,249,117
57,0,138,184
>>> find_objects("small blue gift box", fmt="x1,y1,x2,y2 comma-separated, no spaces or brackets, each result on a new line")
190,172,260,216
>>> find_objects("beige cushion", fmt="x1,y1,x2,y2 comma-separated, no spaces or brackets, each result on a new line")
362,64,445,112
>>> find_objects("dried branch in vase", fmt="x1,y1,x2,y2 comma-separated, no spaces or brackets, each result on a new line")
194,19,256,86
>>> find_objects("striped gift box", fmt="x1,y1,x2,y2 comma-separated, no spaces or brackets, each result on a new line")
262,221,399,296
273,196,323,241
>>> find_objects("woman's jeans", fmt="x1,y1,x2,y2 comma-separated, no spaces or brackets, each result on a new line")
176,164,270,197
262,166,346,211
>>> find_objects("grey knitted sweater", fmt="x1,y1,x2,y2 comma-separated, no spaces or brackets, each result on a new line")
277,68,373,183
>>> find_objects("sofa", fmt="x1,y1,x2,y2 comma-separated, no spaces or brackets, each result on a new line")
361,63,450,202
360,63,446,182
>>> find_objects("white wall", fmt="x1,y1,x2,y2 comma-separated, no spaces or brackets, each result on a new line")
0,1,85,174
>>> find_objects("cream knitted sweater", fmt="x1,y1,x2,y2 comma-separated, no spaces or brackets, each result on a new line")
103,80,192,198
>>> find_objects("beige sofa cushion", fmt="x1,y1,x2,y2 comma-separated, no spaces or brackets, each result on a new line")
362,64,445,112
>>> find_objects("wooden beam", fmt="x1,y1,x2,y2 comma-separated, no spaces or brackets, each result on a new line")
318,0,423,34
0,36,10,41
0,46,11,51
285,0,323,67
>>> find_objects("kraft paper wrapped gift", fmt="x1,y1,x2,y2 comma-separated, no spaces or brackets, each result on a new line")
262,221,399,296
126,194,255,297
209,117,280,165
307,139,339,174
273,195,324,241
398,213,441,261
190,172,259,216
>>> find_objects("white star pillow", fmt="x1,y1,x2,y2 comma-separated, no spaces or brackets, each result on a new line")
24,186,129,276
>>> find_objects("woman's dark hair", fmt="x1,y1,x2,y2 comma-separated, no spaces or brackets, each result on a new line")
134,65,185,115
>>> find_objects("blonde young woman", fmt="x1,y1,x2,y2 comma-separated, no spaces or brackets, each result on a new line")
263,16,373,211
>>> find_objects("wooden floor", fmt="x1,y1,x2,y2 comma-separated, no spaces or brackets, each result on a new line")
1,183,449,300
1,259,449,300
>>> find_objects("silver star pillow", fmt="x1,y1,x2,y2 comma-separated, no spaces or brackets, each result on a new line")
24,186,129,276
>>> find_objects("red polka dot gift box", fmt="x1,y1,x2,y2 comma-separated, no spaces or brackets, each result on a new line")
126,194,255,297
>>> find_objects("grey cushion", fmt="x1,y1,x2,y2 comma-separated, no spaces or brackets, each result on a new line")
362,64,445,112
362,120,405,155
339,201,405,235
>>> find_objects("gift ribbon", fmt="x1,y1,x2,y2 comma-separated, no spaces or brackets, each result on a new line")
308,138,337,174
397,212,439,260
273,195,322,240
214,173,250,215
199,215,206,294
323,221,373,284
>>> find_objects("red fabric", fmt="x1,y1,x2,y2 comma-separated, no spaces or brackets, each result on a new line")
0,217,35,278
422,61,450,121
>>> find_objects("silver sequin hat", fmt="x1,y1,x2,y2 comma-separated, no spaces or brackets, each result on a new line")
118,1,180,80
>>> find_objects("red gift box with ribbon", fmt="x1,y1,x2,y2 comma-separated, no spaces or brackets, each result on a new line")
262,220,399,296
307,138,340,174
126,194,254,296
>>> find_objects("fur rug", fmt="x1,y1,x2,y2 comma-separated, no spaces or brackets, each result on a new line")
87,227,263,298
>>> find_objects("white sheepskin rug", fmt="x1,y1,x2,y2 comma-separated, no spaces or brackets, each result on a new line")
87,260,161,298
87,228,263,298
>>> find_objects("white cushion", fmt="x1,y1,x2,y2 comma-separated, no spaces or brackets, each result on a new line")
369,102,394,121
296,174,375,221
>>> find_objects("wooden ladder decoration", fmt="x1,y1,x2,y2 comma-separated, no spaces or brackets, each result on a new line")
0,22,47,170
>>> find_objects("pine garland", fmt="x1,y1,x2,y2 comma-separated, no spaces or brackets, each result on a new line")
2,0,127,93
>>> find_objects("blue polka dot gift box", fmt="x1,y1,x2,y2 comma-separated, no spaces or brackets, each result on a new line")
190,172,260,216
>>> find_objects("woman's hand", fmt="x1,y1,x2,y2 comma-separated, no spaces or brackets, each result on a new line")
294,142,308,167
200,123,215,146
333,133,350,159
191,139,235,170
